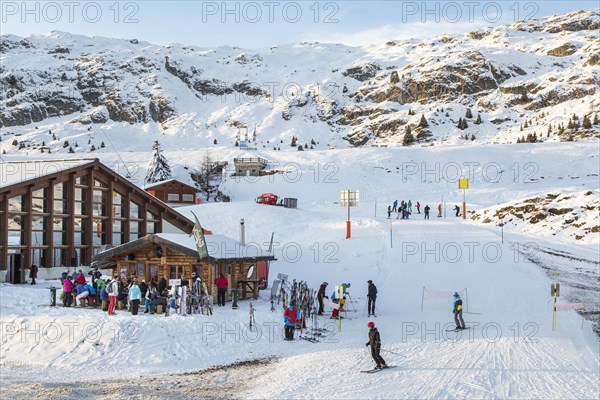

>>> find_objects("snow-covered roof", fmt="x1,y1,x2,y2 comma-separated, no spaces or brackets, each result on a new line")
0,159,96,189
144,178,196,190
157,233,272,259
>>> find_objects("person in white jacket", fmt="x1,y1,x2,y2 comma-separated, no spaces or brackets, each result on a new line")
108,277,119,315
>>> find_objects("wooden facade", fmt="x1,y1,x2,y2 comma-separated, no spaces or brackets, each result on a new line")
92,234,275,301
0,159,194,283
145,179,198,205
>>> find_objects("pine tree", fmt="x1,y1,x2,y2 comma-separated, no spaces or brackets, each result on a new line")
445,112,449,117
593,114,599,125
567,119,573,129
465,108,473,119
470,134,475,141
408,109,415,116
145,140,172,184
458,118,463,130
42,141,45,146
68,146,75,153
418,114,429,128
582,115,592,129
519,124,523,132
304,143,308,149
402,125,414,146
474,113,482,124
547,124,552,135
297,145,304,151
90,145,96,151
235,141,239,147
100,141,105,148
291,136,297,147
311,138,316,146
12,139,18,146
213,139,218,145
523,120,528,128
63,140,69,148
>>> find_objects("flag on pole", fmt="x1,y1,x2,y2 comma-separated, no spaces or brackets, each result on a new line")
190,212,208,259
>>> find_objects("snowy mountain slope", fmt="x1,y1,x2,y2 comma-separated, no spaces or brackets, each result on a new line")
1,10,599,154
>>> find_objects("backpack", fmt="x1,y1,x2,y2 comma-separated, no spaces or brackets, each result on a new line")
106,281,113,294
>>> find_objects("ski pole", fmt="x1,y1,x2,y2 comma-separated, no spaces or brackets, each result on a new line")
381,349,406,357
463,311,482,315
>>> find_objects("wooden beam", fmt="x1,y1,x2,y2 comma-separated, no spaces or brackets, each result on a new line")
66,173,76,267
45,183,54,268
84,168,94,265
23,186,32,269
106,181,114,247
1,193,8,270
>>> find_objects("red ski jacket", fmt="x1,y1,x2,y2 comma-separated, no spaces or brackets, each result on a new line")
284,306,299,325
215,276,228,289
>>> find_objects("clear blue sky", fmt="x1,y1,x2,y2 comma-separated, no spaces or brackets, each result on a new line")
1,1,597,48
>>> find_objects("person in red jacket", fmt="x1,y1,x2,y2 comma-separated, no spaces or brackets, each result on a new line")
283,301,299,340
215,273,228,306
74,270,86,285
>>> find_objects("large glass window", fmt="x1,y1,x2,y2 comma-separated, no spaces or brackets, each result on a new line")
93,190,107,217
8,195,24,212
32,188,47,213
130,201,142,219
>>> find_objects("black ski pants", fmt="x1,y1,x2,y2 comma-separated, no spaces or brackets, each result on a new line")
318,296,324,315
368,296,376,315
131,299,140,315
454,310,465,329
371,346,386,367
285,325,295,340
218,288,226,306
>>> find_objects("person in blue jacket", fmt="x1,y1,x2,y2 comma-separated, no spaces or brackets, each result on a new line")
128,279,142,316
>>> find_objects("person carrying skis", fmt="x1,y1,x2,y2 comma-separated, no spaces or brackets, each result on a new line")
416,201,421,214
317,282,328,315
392,200,398,212
424,204,430,220
283,301,299,340
365,322,386,369
367,280,378,317
215,273,228,306
453,292,466,330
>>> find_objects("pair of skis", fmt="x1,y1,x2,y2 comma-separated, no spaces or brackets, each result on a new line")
360,365,397,373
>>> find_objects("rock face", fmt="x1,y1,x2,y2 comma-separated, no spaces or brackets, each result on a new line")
0,10,598,146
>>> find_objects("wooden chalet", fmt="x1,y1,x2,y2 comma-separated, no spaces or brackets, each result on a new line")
145,179,198,206
0,158,194,283
92,233,275,301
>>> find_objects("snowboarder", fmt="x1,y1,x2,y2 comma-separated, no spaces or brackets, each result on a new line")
424,205,430,220
387,205,391,219
367,280,378,317
454,205,461,217
284,301,299,340
29,264,38,285
392,200,398,212
453,292,466,330
317,282,328,315
365,322,386,369
215,273,228,306
437,204,442,217
128,279,142,315
416,201,421,214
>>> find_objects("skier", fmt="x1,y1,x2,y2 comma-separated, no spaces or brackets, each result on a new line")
408,200,412,213
317,282,328,315
283,301,299,340
392,200,398,212
453,292,466,330
437,204,442,217
454,205,461,217
215,273,228,306
365,322,386,369
424,204,430,220
416,201,421,214
29,264,38,285
129,279,142,315
387,205,391,219
367,280,378,317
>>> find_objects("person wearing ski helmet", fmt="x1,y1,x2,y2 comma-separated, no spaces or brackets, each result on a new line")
453,292,466,330
365,322,386,369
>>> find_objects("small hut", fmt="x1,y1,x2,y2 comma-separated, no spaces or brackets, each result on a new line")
92,233,275,301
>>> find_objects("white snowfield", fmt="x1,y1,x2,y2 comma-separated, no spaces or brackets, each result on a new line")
0,142,598,399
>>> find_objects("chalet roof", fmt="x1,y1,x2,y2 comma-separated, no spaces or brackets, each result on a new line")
0,158,96,189
145,178,197,192
0,158,194,233
92,233,276,265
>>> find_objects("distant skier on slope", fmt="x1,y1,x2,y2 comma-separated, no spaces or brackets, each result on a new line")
408,200,412,212
365,322,387,369
437,204,442,217
454,205,461,217
367,280,378,317
424,204,430,220
387,205,391,219
416,201,421,214
453,292,466,330
392,200,398,212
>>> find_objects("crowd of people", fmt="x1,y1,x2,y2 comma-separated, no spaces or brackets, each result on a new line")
58,269,228,316
387,199,463,220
